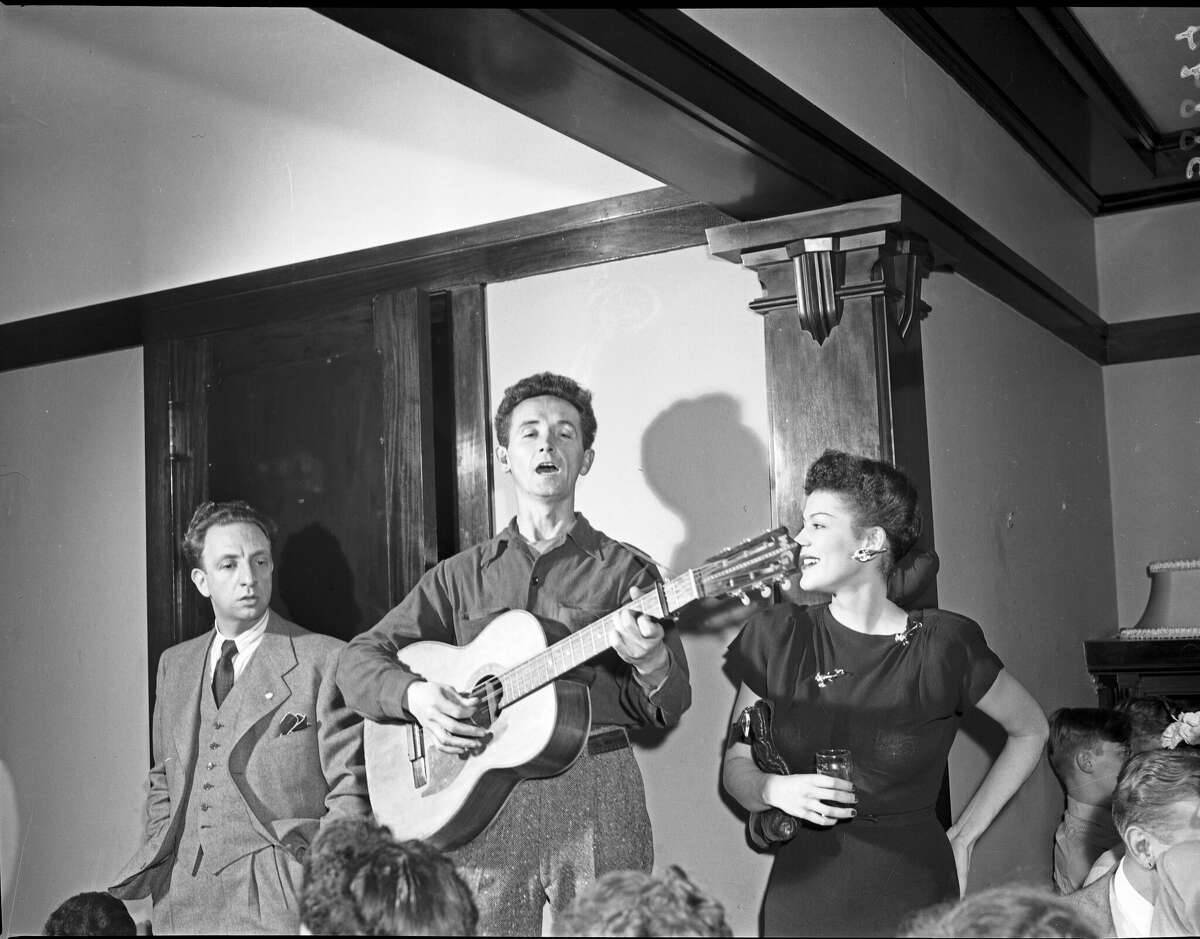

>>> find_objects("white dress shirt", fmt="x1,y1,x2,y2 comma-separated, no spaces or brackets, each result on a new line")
1110,856,1154,938
207,611,270,683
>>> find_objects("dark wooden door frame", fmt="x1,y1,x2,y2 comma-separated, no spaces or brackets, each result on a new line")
138,187,728,742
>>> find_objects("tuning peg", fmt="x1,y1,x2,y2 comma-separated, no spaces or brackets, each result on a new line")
759,584,773,598
735,591,750,606
779,579,790,591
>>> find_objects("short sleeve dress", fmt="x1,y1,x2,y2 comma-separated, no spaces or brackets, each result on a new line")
726,601,1003,938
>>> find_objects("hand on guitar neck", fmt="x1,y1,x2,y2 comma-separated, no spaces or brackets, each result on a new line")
406,682,491,755
611,585,671,692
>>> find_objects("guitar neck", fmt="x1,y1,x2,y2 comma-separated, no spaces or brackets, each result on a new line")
499,571,700,705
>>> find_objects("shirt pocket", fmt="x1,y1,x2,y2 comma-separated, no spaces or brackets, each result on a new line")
457,606,511,643
546,602,613,634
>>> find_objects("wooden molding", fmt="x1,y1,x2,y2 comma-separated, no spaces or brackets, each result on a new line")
1106,313,1200,365
0,187,729,370
707,195,935,345
318,8,1111,362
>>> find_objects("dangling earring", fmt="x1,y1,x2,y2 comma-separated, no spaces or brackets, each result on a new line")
852,548,881,563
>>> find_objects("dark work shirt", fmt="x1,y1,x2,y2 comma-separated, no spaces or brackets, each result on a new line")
336,513,691,729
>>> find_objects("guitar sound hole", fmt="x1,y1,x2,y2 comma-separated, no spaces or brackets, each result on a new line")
469,675,503,729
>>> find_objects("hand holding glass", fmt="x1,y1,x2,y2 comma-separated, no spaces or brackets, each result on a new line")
814,748,853,781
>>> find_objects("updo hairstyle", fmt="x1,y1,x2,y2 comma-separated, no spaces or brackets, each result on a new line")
803,449,922,570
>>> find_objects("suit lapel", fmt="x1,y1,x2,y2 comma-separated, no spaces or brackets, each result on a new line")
230,611,297,752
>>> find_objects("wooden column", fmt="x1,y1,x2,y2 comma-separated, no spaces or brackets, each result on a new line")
707,195,945,609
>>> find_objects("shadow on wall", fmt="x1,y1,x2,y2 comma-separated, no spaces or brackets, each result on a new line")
640,392,776,635
632,393,774,764
276,523,363,643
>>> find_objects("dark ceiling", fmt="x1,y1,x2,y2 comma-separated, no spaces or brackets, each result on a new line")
885,7,1200,214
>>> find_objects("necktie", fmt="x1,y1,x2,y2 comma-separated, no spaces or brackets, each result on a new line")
213,639,237,708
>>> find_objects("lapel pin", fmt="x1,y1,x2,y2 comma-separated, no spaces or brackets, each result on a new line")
265,691,274,700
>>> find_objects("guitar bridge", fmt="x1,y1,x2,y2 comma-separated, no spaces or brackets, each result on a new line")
407,723,428,789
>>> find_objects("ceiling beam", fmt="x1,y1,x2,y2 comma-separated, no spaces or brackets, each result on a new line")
318,7,1108,362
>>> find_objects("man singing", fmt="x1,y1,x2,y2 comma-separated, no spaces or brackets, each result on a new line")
337,371,692,936
111,501,368,934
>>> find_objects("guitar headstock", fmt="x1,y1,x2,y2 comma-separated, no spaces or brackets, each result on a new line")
696,527,799,605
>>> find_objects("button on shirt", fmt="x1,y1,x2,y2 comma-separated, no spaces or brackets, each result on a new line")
1110,856,1154,938
337,513,691,729
207,610,269,683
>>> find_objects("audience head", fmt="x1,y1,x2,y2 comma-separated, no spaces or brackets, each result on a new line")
43,892,136,936
1118,696,1176,754
897,884,1102,938
1046,707,1129,802
301,817,477,936
1112,748,1200,874
493,371,598,451
555,865,731,937
802,449,922,575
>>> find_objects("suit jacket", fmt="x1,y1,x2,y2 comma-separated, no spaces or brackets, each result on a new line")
110,612,369,900
1061,869,1117,938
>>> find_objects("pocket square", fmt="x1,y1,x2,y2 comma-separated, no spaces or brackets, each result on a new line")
279,712,311,735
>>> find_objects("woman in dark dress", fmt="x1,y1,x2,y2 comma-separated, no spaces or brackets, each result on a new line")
722,450,1048,938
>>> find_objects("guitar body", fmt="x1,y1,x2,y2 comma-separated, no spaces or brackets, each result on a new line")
364,610,592,850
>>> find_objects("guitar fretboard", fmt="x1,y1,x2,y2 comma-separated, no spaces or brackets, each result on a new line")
498,571,701,705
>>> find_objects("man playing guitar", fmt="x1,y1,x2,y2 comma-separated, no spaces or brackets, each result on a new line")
336,371,691,936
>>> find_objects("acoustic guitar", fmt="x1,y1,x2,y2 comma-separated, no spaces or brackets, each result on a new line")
364,527,799,849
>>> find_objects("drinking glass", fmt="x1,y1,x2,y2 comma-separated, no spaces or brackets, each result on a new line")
814,748,852,781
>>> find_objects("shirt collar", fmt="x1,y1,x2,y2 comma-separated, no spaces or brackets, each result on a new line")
214,609,270,651
483,513,604,567
1111,856,1154,938
1065,795,1113,827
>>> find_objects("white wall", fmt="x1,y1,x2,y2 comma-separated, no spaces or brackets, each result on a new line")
1096,201,1200,323
0,6,656,324
488,246,772,936
1096,203,1200,625
685,8,1099,311
0,350,149,937
921,273,1115,889
0,8,661,934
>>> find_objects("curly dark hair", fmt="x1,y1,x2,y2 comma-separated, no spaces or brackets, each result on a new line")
43,892,135,936
301,817,478,936
804,449,922,566
493,372,598,450
555,865,732,937
1118,696,1178,754
181,500,278,570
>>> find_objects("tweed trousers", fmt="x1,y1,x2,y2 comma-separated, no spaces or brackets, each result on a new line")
449,739,654,937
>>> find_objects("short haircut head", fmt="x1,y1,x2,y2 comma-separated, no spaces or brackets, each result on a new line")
898,883,1102,938
555,865,731,937
1119,697,1176,753
803,449,922,568
1046,707,1130,781
182,500,277,570
43,892,136,936
301,817,478,936
493,372,597,450
1112,748,1200,839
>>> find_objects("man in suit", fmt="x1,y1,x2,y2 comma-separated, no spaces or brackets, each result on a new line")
1061,747,1200,937
111,501,369,934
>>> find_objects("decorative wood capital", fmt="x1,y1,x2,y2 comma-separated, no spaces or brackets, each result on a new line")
706,196,941,345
